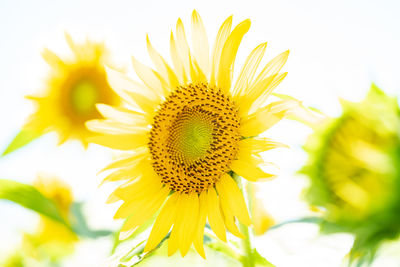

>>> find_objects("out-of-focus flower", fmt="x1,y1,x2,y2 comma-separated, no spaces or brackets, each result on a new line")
3,34,119,155
23,176,78,261
302,84,400,263
88,10,296,258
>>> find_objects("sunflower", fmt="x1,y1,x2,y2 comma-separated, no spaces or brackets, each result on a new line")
3,34,119,155
302,85,400,263
88,11,295,258
23,176,78,261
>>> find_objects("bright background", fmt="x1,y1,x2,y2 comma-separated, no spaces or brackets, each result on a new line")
0,0,399,266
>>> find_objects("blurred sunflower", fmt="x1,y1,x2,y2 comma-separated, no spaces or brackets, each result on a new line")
88,10,295,258
23,176,78,261
302,84,400,264
3,33,120,155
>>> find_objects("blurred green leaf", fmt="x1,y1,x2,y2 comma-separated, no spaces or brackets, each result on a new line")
268,216,323,231
70,202,113,238
2,129,43,156
0,179,66,224
0,180,113,239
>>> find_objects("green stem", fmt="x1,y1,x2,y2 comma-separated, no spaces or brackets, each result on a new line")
232,173,255,267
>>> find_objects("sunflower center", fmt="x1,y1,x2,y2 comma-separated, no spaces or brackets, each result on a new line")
169,109,213,163
149,83,240,193
70,80,99,115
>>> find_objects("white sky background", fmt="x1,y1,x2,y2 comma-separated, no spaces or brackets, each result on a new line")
0,0,399,266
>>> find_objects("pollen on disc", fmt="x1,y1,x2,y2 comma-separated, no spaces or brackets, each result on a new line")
148,83,240,194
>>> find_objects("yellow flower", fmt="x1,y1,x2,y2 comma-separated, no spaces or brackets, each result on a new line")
23,176,77,260
5,33,120,152
88,11,294,258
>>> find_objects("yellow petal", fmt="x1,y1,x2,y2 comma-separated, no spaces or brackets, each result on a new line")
237,73,277,116
232,42,267,98
189,54,207,83
119,186,169,240
217,174,251,226
101,157,150,187
170,32,188,84
193,191,208,259
217,187,245,238
131,56,168,96
41,48,65,69
168,229,179,256
89,132,148,151
167,193,189,256
210,16,233,87
230,159,276,182
180,193,199,256
238,137,288,154
99,147,148,174
217,19,251,93
206,188,226,242
175,18,192,82
86,119,147,135
240,101,293,137
106,159,156,202
144,193,179,252
105,66,151,97
123,90,158,117
146,35,179,90
105,66,159,116
247,72,288,115
111,173,162,207
191,10,209,77
64,32,80,56
168,194,184,256
250,50,289,89
96,104,148,126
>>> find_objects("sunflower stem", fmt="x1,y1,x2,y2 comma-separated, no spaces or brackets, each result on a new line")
232,173,255,267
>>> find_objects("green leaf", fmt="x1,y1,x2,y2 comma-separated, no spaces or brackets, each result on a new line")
206,240,241,261
120,240,146,264
0,179,66,224
112,212,159,253
2,129,43,156
253,249,275,267
69,202,113,238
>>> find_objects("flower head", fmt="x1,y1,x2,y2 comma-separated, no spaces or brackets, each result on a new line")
3,34,120,154
88,11,294,258
302,84,400,263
